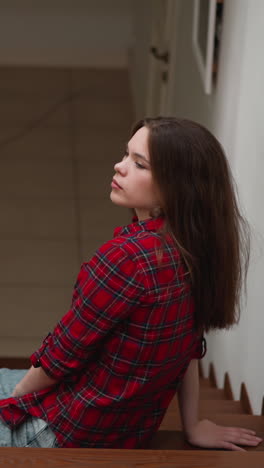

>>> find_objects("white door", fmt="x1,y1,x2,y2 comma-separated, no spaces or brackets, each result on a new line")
146,0,181,116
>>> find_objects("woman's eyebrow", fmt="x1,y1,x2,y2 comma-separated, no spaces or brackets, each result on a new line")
133,152,150,164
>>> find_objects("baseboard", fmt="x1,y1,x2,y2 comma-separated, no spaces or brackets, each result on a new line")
0,358,30,369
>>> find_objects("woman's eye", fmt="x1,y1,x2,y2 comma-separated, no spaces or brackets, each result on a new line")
135,161,145,169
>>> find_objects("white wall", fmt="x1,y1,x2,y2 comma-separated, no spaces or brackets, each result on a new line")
0,0,133,67
217,0,264,414
168,0,264,414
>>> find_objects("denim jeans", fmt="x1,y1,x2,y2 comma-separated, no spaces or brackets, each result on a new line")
0,368,57,447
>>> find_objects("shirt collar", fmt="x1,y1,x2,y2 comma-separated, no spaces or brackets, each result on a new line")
114,215,165,238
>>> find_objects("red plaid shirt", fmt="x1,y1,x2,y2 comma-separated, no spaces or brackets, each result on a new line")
0,216,205,448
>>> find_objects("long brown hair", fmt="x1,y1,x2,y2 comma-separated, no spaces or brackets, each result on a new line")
131,117,250,332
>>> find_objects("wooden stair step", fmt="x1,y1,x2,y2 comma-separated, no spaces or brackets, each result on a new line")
167,396,244,414
208,414,264,432
200,378,214,388
160,397,246,431
160,412,264,433
198,400,245,415
199,388,227,400
151,430,264,451
160,408,255,431
149,431,196,450
159,412,182,430
0,447,264,468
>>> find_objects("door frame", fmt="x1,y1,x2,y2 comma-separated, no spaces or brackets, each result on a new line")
145,0,182,116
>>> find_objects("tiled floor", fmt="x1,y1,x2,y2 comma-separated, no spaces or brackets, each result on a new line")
0,66,133,357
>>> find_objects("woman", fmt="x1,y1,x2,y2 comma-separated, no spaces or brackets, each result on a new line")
0,117,261,450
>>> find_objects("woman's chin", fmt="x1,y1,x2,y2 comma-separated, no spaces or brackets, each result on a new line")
110,193,125,207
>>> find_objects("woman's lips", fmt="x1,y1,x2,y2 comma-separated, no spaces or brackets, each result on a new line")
111,179,122,189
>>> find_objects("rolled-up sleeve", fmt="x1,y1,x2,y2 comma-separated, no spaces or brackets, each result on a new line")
30,241,144,380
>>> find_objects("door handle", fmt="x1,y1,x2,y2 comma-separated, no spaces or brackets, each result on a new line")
150,46,169,64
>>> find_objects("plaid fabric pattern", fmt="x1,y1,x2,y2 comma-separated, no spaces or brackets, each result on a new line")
0,216,205,448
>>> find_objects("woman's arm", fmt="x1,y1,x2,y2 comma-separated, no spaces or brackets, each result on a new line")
178,359,200,436
12,244,144,397
29,246,144,382
12,366,58,397
178,359,262,451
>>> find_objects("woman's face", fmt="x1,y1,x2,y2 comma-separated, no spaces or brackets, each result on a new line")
110,126,159,221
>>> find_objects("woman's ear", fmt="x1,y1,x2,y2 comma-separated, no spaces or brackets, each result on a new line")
149,206,163,218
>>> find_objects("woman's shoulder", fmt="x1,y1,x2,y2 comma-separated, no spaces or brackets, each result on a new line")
108,228,160,251
97,229,180,267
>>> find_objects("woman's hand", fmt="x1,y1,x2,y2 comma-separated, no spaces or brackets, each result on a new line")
11,366,58,398
186,419,262,451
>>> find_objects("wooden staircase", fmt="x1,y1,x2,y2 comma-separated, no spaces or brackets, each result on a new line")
149,364,264,451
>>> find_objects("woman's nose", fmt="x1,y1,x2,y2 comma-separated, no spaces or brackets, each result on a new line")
114,160,126,175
